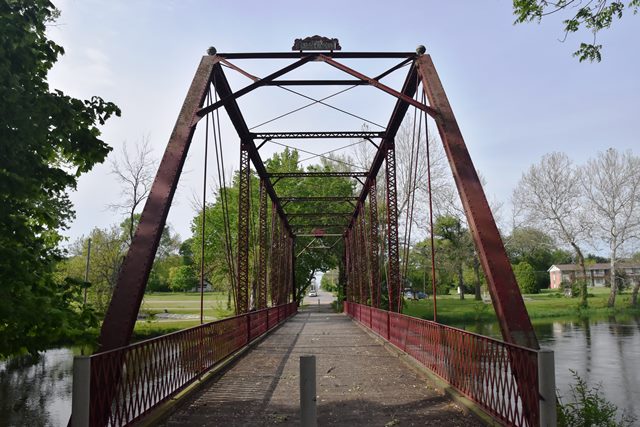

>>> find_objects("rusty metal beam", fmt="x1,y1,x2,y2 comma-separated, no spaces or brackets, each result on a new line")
218,52,416,59
236,145,251,314
296,233,344,237
257,178,268,309
267,79,367,86
254,132,384,139
416,54,538,350
385,145,401,313
97,55,219,352
368,179,381,308
269,202,278,306
198,55,316,118
280,196,358,202
269,172,368,179
318,55,438,118
211,63,293,238
287,212,352,218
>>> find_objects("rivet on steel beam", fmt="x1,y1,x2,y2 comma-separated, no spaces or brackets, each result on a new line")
416,45,426,55
207,46,217,55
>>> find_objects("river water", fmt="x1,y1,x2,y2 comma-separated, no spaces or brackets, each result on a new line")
1,317,639,425
457,316,640,422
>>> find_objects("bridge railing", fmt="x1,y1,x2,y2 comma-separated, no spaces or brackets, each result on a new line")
71,302,297,427
344,301,546,427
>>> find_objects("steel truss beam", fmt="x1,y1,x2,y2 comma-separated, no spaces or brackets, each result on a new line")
269,202,279,306
217,52,416,59
97,55,220,352
287,212,352,218
385,145,401,313
254,132,384,139
269,172,368,179
416,54,538,349
280,196,359,202
368,179,381,308
236,146,251,314
291,225,347,230
296,233,343,237
199,56,316,117
257,179,268,310
318,55,438,118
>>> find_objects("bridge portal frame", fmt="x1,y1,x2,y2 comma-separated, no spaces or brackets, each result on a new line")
97,49,538,358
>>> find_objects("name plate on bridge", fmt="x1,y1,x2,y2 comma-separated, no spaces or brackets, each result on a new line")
292,36,341,51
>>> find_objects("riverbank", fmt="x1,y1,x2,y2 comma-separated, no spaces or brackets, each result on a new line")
402,287,640,325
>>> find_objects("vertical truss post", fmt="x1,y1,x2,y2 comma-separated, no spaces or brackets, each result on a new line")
345,231,353,302
368,179,381,308
416,54,538,350
257,179,268,309
291,236,297,304
385,141,401,313
236,143,251,314
359,207,370,305
340,244,347,305
278,219,286,305
283,234,290,304
269,204,279,307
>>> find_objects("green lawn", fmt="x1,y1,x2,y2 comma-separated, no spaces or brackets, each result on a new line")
133,292,233,340
402,287,640,325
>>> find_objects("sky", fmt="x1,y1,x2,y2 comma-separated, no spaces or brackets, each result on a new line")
47,0,640,253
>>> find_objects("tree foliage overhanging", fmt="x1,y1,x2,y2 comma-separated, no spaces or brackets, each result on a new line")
0,0,120,357
513,0,640,62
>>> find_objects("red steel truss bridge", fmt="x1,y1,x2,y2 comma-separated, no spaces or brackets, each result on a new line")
70,46,555,427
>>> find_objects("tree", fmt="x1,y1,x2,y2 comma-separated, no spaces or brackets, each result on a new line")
513,152,590,307
0,1,120,356
505,226,560,290
169,265,199,292
513,0,640,62
433,215,474,300
581,148,640,307
513,261,539,294
110,137,156,243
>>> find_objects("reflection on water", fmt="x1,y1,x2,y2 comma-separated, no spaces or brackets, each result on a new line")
0,348,77,427
456,316,640,421
1,318,639,425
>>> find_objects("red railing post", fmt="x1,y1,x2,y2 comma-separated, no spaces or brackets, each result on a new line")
246,313,251,345
386,310,390,341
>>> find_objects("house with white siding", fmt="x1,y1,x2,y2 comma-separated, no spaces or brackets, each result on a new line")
548,263,640,289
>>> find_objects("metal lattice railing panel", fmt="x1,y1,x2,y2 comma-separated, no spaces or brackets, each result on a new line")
345,302,539,427
87,302,297,426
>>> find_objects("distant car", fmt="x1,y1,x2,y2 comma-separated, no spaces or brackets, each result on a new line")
308,290,318,297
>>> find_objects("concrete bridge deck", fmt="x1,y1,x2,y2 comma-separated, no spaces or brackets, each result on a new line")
162,303,484,426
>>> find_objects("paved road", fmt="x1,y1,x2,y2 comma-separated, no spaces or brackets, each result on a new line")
302,287,335,306
163,304,483,426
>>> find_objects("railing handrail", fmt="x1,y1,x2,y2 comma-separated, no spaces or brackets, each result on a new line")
385,306,537,353
90,303,289,357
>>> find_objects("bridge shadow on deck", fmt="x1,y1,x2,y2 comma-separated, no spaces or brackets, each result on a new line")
162,304,483,426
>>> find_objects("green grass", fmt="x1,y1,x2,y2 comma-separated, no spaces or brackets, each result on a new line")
402,287,640,325
133,292,233,340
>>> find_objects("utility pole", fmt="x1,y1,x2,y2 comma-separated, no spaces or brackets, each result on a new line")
83,237,92,306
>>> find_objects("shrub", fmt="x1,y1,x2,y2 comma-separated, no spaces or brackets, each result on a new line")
513,262,539,294
557,370,636,427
